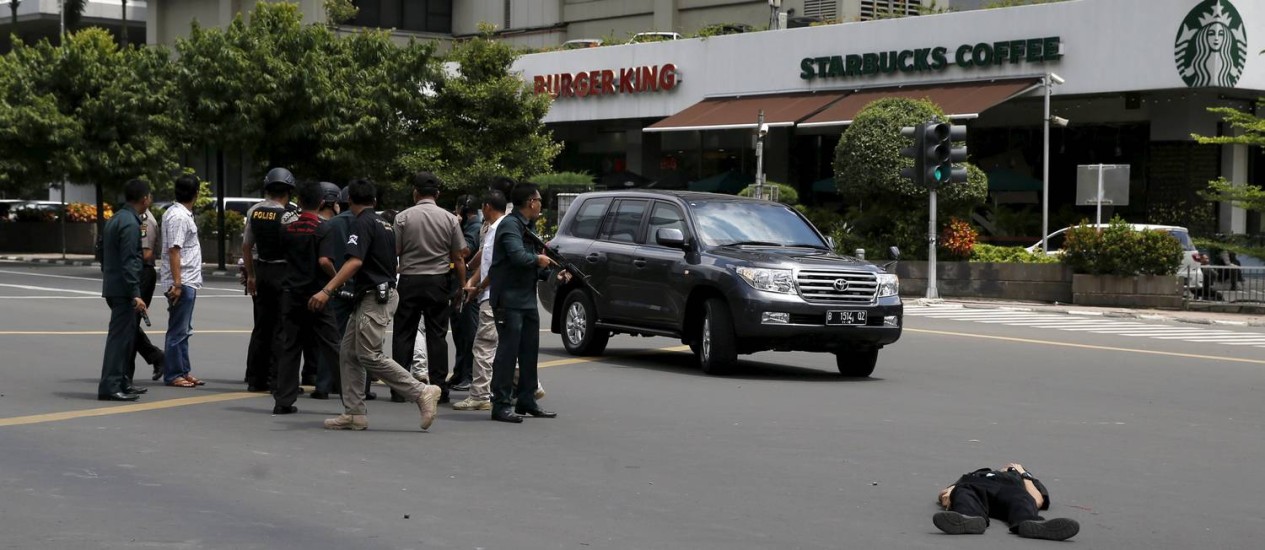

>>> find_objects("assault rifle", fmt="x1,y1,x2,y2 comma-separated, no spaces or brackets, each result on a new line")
524,230,601,298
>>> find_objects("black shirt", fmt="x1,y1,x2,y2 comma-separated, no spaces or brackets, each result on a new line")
282,211,324,293
346,208,397,293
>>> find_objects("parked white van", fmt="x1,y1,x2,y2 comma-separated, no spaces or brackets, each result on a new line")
1026,224,1205,289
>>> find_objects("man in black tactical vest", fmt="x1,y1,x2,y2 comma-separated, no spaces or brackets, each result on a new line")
243,167,297,393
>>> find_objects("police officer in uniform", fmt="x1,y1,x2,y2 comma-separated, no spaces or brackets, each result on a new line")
136,204,165,381
321,186,375,400
272,181,342,414
242,167,297,393
99,180,153,401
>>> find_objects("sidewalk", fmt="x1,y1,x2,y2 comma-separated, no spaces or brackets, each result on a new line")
0,253,238,277
4,252,1263,327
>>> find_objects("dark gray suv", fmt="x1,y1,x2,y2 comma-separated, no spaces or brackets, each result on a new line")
538,190,903,376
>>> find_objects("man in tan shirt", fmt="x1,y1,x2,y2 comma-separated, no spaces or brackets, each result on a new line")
390,171,467,404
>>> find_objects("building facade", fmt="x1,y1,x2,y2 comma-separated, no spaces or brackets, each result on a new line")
2,0,146,51
511,0,1264,236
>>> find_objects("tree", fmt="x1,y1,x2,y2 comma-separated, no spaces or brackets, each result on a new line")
1193,98,1265,214
833,97,988,258
0,29,177,202
404,24,561,194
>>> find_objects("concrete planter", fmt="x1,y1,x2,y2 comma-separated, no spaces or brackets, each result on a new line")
1071,274,1182,309
0,222,97,254
895,261,1073,302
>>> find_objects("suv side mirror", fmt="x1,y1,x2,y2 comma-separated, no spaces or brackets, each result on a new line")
656,228,687,249
888,246,901,261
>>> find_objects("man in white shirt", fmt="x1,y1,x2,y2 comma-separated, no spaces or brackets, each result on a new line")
159,175,205,388
451,190,507,411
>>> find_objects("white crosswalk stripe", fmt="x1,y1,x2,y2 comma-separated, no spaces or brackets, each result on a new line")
905,305,1265,348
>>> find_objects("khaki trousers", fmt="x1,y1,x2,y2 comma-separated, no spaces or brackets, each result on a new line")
340,292,425,415
469,301,497,401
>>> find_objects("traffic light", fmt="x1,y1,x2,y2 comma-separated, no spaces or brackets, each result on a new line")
925,122,969,187
898,124,925,185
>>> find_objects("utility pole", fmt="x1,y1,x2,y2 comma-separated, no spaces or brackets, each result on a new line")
58,0,64,42
754,110,766,200
120,0,127,46
8,1,19,29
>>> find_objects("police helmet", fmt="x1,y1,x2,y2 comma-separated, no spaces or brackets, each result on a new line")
338,186,350,205
319,182,341,204
263,167,296,191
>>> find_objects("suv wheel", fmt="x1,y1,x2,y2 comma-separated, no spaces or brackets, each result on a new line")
697,298,737,375
836,348,878,377
561,289,608,356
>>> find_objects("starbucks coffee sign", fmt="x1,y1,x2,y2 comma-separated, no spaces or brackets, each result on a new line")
799,36,1062,81
1174,0,1248,88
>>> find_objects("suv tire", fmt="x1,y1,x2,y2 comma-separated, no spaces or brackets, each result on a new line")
561,289,608,356
697,298,737,375
836,348,878,377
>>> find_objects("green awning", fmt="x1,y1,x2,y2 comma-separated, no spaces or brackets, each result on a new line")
987,169,1042,192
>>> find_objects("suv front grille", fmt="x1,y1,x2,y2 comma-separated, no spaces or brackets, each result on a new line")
797,269,878,304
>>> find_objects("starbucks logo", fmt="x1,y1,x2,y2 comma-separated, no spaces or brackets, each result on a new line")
1174,0,1248,88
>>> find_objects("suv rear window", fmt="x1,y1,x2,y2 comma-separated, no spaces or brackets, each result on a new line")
567,197,611,239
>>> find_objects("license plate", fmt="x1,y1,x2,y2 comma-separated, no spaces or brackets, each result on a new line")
826,310,867,326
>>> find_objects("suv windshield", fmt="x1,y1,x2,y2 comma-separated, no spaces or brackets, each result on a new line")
691,201,827,248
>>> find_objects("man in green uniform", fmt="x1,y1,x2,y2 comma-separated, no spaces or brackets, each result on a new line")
98,179,152,402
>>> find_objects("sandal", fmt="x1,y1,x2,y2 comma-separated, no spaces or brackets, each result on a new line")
185,375,206,386
166,377,197,388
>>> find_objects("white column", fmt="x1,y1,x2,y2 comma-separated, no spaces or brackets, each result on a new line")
1218,140,1249,235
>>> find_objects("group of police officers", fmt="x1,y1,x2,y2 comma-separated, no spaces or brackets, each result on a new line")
237,168,560,429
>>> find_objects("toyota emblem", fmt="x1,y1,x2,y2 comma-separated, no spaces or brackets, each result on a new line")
832,278,849,292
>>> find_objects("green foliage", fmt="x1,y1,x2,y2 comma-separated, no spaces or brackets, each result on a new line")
531,171,594,188
404,23,561,195
738,182,798,204
1194,236,1265,264
794,205,847,235
1061,217,1183,276
982,0,1069,7
970,244,1059,264
324,0,359,24
0,29,179,200
831,97,987,258
197,210,245,238
1199,177,1265,213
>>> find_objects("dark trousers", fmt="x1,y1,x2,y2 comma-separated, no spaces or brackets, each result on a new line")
490,307,540,413
132,265,163,366
99,297,137,396
450,299,478,384
245,262,286,388
949,471,1041,530
392,273,452,398
274,290,340,407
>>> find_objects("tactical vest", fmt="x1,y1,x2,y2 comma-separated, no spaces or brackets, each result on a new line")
249,203,289,262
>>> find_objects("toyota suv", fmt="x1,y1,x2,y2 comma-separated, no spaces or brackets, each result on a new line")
538,190,902,377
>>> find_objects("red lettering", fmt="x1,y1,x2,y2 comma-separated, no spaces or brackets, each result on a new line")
601,70,615,95
534,76,546,95
620,68,636,93
576,72,592,97
585,70,600,95
559,73,573,98
641,66,659,92
659,64,677,90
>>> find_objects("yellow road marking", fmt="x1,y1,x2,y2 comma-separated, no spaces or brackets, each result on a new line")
907,328,1265,365
0,345,694,428
0,392,265,427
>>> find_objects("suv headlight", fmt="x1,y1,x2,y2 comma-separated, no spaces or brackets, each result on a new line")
735,267,795,294
876,273,899,298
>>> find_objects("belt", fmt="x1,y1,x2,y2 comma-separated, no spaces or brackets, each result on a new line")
258,260,287,265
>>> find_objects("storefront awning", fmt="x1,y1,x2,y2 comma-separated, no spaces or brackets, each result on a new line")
643,92,847,133
796,78,1041,129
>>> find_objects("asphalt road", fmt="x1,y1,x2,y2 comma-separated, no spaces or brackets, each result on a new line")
1,261,1263,549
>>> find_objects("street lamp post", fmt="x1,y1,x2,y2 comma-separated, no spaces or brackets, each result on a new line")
1041,73,1064,254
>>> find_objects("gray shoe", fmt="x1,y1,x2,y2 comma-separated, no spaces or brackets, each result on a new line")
452,397,491,411
933,511,987,535
1015,518,1079,541
323,414,367,431
417,385,441,430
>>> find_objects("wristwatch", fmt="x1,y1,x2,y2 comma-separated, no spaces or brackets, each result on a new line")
1018,471,1034,480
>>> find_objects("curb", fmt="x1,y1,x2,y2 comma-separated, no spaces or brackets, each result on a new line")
923,299,1265,328
1,255,238,279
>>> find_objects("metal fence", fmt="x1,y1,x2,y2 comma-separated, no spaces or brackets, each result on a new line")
1184,265,1265,304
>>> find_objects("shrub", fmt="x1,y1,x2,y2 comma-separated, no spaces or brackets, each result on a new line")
795,205,846,234
196,210,246,238
531,171,594,189
970,244,1060,264
939,218,977,260
66,202,113,223
1062,218,1182,276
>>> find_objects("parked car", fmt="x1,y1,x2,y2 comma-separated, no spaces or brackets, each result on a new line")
562,38,604,49
539,190,903,377
3,200,63,222
1025,224,1205,289
627,32,682,44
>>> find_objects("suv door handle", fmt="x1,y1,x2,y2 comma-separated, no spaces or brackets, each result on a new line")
633,259,647,268
586,253,601,263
